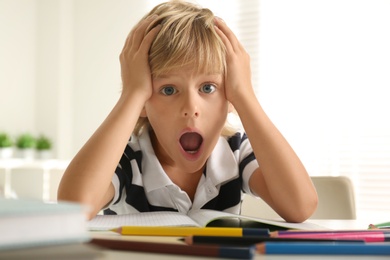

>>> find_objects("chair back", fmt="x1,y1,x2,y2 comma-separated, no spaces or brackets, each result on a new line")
311,176,356,219
241,176,356,219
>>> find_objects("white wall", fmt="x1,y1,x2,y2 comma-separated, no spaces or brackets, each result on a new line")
72,0,147,157
0,0,149,159
0,0,240,160
0,0,37,135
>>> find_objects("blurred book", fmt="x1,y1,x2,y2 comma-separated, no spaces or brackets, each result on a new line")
0,243,102,259
0,198,90,251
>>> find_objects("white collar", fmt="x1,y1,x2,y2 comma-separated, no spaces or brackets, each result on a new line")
138,130,173,193
205,136,239,185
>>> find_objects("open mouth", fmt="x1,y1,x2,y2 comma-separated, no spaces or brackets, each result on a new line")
179,132,203,154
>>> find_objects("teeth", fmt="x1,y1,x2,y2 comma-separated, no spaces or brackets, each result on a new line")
186,150,198,154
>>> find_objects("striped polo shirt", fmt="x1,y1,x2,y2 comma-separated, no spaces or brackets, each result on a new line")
103,130,259,215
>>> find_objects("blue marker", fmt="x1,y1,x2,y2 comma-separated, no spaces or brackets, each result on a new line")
257,242,390,255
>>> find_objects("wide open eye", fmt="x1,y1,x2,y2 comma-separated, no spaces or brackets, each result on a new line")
160,86,177,96
200,84,216,94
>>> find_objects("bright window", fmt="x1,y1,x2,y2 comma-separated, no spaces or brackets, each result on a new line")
148,0,390,219
258,0,390,220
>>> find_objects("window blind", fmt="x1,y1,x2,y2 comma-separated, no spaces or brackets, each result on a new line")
257,0,390,220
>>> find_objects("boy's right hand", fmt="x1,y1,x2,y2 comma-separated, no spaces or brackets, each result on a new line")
119,15,161,102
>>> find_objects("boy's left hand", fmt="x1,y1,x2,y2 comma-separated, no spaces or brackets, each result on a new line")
214,18,254,105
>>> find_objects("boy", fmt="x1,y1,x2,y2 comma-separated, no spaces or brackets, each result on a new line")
58,0,317,222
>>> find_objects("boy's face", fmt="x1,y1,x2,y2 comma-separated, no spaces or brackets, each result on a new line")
144,66,229,174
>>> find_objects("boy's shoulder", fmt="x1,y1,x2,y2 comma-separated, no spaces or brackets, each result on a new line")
128,134,141,147
127,131,154,153
225,130,248,150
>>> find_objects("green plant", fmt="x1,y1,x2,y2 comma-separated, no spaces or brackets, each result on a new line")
16,133,36,149
36,135,52,150
0,132,13,148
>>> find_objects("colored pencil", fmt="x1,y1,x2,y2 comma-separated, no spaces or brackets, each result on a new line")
256,242,390,255
369,222,390,229
275,229,390,234
89,238,255,259
183,235,364,246
111,226,269,237
272,230,390,242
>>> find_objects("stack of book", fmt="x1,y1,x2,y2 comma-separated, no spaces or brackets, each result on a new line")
0,198,101,259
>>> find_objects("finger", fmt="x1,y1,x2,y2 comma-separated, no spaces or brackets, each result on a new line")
122,15,158,53
139,24,162,55
131,15,159,51
214,17,240,52
214,23,234,55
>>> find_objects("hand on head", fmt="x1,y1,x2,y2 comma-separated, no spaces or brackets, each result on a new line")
214,17,253,106
119,15,161,102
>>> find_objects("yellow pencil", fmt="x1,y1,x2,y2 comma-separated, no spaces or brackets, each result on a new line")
111,226,270,237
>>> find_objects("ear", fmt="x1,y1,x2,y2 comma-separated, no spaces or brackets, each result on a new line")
140,107,147,117
228,102,235,113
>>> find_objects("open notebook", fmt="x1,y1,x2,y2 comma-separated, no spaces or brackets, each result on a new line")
89,209,328,231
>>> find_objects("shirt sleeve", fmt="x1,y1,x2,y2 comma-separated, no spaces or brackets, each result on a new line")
102,173,120,210
235,131,260,196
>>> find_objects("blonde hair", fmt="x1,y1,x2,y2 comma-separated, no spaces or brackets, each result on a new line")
134,0,238,137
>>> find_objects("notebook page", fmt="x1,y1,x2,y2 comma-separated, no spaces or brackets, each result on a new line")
88,211,200,230
188,209,331,230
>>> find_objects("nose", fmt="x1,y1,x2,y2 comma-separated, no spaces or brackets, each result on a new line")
181,91,199,118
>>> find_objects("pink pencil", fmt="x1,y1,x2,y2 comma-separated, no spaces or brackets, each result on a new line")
273,231,389,242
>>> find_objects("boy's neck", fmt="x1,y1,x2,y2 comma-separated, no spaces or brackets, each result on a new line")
149,129,205,201
164,165,204,202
